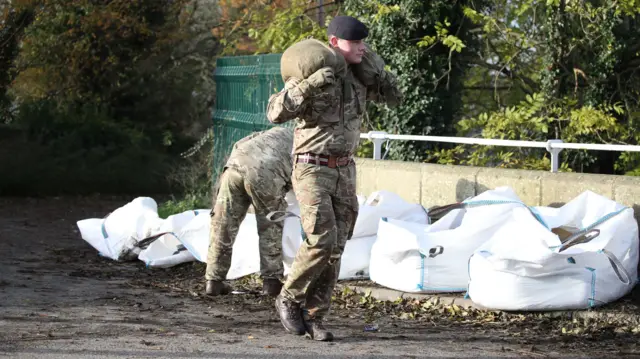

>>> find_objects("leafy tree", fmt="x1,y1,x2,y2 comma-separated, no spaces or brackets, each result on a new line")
232,0,482,162
343,0,481,161
432,1,640,174
428,92,625,172
0,0,221,195
211,0,346,56
0,0,36,123
13,0,219,145
212,0,323,56
247,0,327,53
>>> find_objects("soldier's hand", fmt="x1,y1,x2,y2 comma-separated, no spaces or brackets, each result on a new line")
285,77,302,90
307,67,335,88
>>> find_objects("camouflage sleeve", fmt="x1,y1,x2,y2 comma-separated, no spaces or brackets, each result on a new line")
367,69,403,108
266,78,312,124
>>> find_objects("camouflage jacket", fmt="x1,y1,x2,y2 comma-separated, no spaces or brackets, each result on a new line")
224,126,294,195
266,51,402,157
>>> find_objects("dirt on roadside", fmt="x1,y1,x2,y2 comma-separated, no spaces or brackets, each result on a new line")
1,196,640,358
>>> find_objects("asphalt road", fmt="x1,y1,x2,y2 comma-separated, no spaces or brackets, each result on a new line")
0,197,635,358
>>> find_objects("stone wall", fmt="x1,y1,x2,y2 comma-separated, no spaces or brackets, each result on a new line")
355,158,640,222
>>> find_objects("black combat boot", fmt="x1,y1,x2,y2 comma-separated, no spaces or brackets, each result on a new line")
262,278,283,297
275,295,306,335
205,280,232,296
303,318,334,342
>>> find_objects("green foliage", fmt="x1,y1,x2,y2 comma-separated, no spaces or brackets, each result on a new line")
343,0,478,161
0,2,35,123
428,93,635,172
247,0,327,53
158,194,211,218
0,100,176,195
418,18,466,54
18,0,171,101
618,0,640,15
241,0,480,162
433,0,640,174
356,139,374,159
214,0,329,56
0,0,220,195
458,1,546,118
165,129,215,207
14,0,218,136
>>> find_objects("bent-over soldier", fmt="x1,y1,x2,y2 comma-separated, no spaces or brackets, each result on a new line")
205,126,294,297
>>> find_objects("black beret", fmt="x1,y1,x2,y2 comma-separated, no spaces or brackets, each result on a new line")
327,15,369,41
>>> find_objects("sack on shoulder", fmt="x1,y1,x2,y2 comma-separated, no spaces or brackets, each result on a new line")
280,38,347,82
352,43,385,87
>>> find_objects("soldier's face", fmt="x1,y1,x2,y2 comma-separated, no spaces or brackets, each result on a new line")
330,36,366,64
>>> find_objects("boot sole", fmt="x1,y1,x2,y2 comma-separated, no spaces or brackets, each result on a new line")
205,288,232,296
315,336,334,342
205,281,232,296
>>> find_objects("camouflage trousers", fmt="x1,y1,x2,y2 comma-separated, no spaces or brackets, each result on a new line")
281,162,359,319
205,168,286,281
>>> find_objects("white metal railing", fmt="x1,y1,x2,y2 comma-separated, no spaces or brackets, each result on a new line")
360,131,640,173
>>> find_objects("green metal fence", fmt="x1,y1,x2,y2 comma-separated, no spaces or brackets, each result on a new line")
211,53,293,179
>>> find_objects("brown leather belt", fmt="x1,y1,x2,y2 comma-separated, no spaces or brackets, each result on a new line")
295,153,352,168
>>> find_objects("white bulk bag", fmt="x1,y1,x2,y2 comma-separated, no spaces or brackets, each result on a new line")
175,210,211,263
282,217,303,276
77,197,163,261
138,233,196,268
352,190,428,238
369,187,530,293
281,191,302,276
274,212,377,280
339,236,377,279
162,210,207,232
177,210,262,280
137,210,207,268
467,190,638,311
286,190,425,280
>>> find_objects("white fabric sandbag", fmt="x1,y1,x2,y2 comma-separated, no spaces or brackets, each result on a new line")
177,210,261,280
163,209,208,231
175,210,211,263
369,186,528,293
285,191,300,210
138,233,196,268
176,192,300,279
281,223,378,280
137,210,208,268
77,197,162,261
357,194,367,206
226,215,261,279
353,190,428,238
281,191,424,280
263,192,304,276
282,216,303,276
468,191,638,311
275,207,378,280
339,236,377,280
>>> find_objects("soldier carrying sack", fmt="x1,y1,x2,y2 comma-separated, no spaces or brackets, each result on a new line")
267,15,404,342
